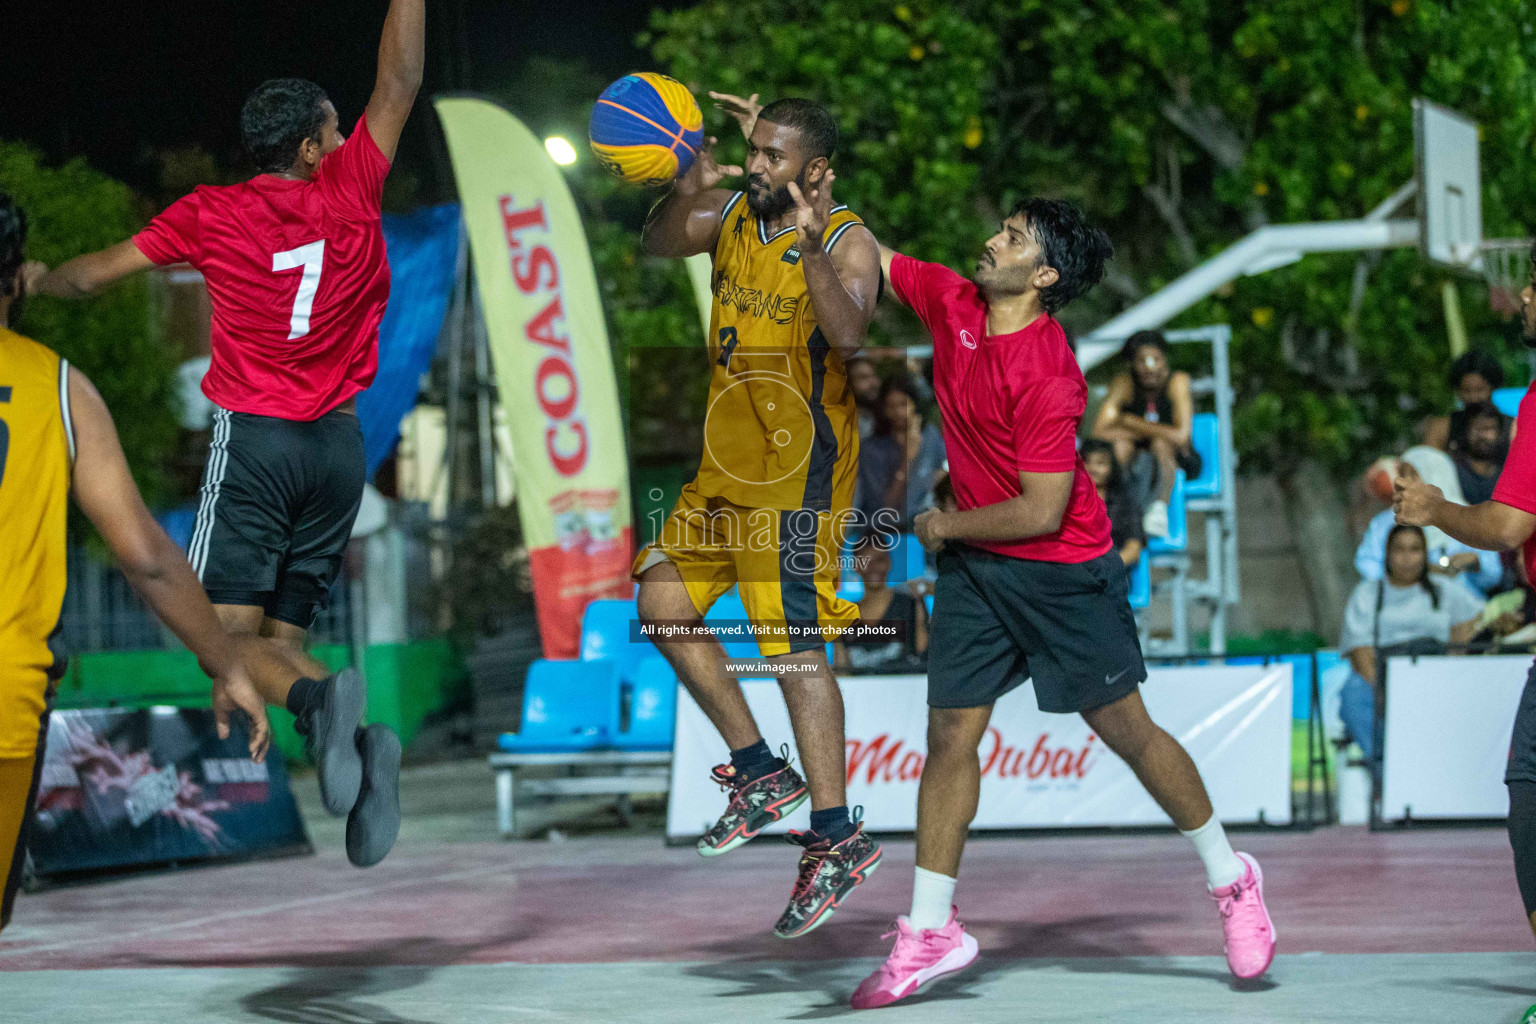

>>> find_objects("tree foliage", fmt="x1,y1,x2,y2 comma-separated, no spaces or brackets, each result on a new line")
0,143,178,498
646,0,1536,475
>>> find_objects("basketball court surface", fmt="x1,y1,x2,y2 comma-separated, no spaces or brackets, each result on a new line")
2,767,1533,1023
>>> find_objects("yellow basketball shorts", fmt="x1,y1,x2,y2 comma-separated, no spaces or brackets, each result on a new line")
0,682,48,932
632,482,858,657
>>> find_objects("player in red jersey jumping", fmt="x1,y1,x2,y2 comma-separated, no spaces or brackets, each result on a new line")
24,0,425,868
849,201,1277,1008
1395,242,1536,944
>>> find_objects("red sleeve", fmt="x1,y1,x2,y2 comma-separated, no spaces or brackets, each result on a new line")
318,115,392,220
1493,390,1536,514
1013,377,1085,474
132,192,203,266
889,253,964,332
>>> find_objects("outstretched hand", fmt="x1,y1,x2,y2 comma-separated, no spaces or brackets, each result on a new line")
679,136,743,194
786,169,836,254
1393,473,1445,529
211,650,271,763
709,91,762,140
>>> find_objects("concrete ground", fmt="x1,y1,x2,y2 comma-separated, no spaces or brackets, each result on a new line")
3,761,1534,1023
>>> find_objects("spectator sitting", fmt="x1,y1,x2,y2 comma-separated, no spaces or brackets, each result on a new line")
1090,329,1201,539
1423,350,1509,451
1081,438,1145,567
845,355,881,440
1450,399,1509,506
834,533,929,673
1339,524,1483,775
1354,446,1502,596
854,374,946,533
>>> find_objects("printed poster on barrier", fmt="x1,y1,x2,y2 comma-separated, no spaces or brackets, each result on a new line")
29,708,309,879
667,665,1293,839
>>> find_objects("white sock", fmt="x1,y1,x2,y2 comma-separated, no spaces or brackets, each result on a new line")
908,866,957,931
1180,815,1245,890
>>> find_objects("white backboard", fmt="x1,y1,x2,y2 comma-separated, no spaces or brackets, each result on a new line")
1414,98,1482,271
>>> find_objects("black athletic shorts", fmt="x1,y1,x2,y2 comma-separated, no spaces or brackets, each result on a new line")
189,406,365,630
1505,661,1536,784
927,544,1146,713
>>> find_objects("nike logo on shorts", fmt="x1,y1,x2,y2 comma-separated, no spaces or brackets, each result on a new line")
1105,668,1129,686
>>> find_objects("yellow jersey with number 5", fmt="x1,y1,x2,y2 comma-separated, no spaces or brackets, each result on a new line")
694,191,865,512
0,328,73,757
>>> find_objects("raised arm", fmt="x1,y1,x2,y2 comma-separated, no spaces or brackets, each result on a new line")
785,171,877,361
363,0,426,162
24,241,155,300
67,367,270,760
641,137,741,258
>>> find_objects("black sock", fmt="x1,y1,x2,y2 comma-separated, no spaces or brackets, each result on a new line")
729,739,783,780
286,676,329,733
810,805,855,844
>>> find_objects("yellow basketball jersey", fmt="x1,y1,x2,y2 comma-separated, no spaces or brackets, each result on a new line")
693,192,865,512
0,328,73,758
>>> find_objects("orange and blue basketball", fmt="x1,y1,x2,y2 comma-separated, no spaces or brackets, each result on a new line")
589,73,705,186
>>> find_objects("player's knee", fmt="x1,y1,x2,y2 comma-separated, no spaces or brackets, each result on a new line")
1083,696,1155,760
927,708,985,760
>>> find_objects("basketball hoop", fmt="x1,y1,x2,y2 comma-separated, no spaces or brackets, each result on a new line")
1480,238,1532,315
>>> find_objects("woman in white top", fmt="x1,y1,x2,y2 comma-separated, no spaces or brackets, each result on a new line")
1354,446,1503,596
1339,523,1485,772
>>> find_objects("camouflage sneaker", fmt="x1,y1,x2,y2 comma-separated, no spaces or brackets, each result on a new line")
696,758,808,857
773,814,882,939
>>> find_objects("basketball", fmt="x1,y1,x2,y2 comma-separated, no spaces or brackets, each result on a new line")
588,73,705,186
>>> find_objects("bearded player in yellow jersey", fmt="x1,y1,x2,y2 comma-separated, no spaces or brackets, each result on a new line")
635,96,883,938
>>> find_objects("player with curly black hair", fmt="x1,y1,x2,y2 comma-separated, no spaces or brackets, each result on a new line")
23,0,425,870
847,198,1277,1007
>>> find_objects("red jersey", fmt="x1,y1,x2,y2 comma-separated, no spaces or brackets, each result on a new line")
889,254,1113,563
134,116,392,422
1493,385,1536,582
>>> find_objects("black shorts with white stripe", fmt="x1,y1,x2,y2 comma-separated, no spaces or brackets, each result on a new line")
190,406,366,629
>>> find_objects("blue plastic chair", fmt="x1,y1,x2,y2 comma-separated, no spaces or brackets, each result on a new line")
1492,386,1526,418
1127,552,1151,609
580,598,650,682
923,593,934,616
888,533,928,584
497,659,621,753
615,657,678,751
1183,413,1222,498
1147,470,1188,554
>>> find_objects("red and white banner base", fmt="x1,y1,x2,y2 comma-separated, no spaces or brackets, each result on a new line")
667,664,1294,840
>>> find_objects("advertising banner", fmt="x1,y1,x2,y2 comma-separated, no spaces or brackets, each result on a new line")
667,664,1293,839
436,96,634,658
29,708,308,878
1381,654,1528,821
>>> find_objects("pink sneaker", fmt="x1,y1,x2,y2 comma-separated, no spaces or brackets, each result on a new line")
850,907,979,1010
1211,852,1276,979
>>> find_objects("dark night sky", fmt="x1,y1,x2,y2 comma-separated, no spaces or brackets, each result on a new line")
3,1,688,196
